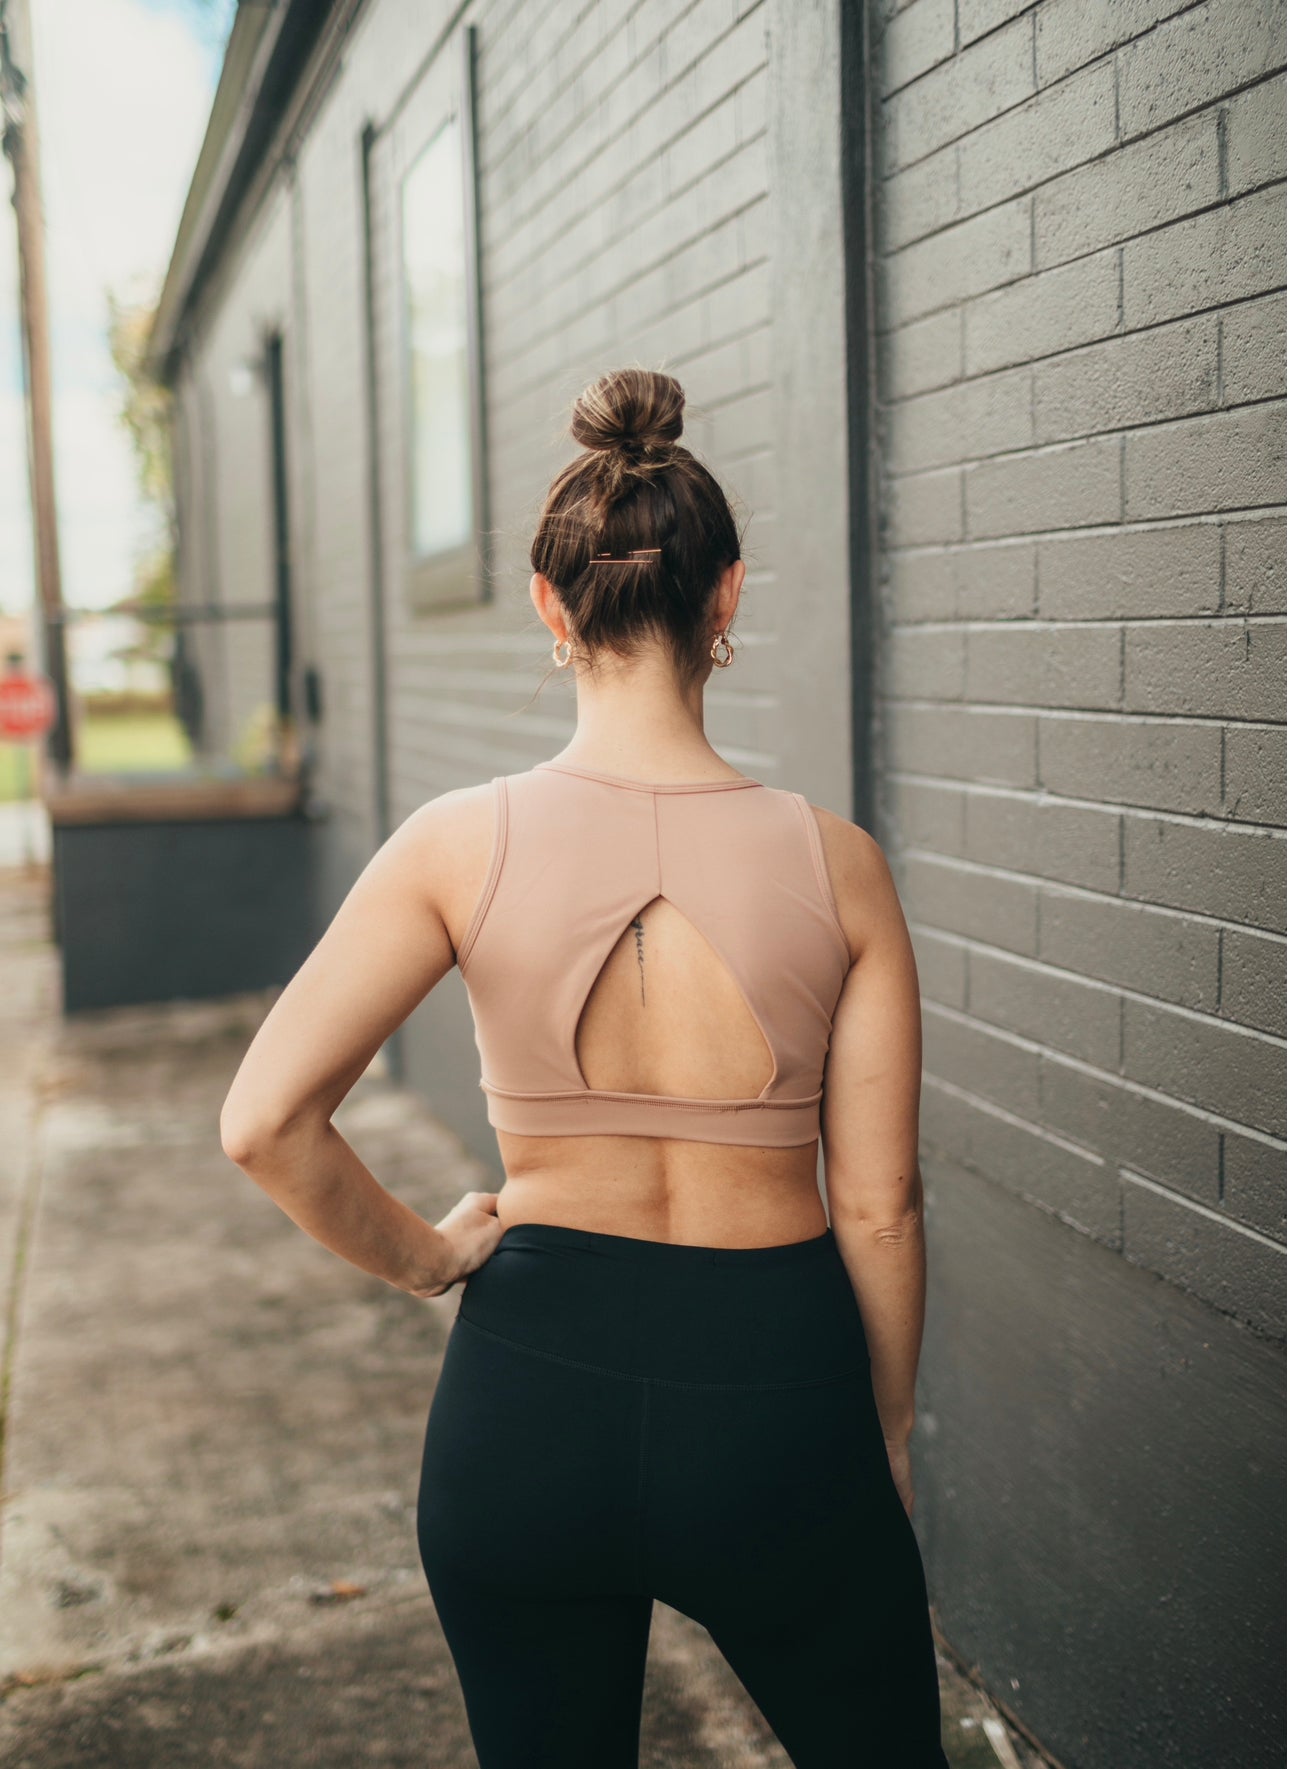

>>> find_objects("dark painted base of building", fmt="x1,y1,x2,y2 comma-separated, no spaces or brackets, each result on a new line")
917,1156,1286,1769
52,815,324,1013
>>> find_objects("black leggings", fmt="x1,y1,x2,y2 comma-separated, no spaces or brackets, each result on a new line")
417,1222,950,1768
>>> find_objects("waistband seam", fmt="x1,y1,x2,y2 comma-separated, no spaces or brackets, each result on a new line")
454,1311,870,1390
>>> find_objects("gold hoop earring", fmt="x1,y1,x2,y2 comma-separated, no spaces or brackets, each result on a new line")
710,630,735,668
552,637,573,668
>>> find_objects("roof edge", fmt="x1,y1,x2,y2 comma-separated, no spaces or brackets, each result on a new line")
147,0,338,384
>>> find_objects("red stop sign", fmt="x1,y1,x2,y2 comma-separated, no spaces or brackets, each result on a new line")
0,672,57,739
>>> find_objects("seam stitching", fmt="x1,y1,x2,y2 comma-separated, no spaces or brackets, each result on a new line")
792,793,852,961
635,1381,651,1591
457,776,509,974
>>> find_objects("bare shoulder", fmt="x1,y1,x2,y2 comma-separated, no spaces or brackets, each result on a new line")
379,782,498,948
397,779,497,851
801,801,906,960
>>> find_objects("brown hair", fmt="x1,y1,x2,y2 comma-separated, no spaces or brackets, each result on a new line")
531,368,743,680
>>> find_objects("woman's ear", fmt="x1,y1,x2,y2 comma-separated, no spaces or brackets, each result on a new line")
530,572,562,637
715,558,746,630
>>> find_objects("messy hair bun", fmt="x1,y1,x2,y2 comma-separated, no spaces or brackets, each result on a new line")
531,367,742,681
570,368,685,455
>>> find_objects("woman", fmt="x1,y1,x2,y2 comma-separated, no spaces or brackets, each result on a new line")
221,368,950,1769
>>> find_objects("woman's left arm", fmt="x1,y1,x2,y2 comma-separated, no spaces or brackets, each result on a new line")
219,791,496,1298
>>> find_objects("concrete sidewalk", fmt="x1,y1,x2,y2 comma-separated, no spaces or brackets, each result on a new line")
0,861,1046,1768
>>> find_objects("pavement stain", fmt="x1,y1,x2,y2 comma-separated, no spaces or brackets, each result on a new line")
0,861,1045,1767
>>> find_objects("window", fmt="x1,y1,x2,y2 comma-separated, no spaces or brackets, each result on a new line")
397,27,486,611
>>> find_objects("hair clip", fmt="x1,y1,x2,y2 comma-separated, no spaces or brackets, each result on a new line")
591,548,662,563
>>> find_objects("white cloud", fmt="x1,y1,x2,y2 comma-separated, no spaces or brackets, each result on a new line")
0,0,215,616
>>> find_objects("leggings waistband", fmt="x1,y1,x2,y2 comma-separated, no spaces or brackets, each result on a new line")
457,1222,870,1387
493,1221,838,1267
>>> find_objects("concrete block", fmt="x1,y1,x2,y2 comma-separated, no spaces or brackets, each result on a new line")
709,257,773,343
1122,1169,1286,1337
1224,722,1287,826
887,776,968,853
1039,1053,1223,1205
887,624,967,699
1226,71,1287,196
886,365,1034,472
886,539,1037,621
921,1077,1121,1244
956,60,1118,215
1220,926,1287,1037
1040,714,1224,816
963,788,1122,893
886,464,964,545
958,0,1035,47
911,926,969,1008
885,702,1039,786
1034,315,1220,445
1035,0,1185,86
878,0,955,95
882,194,1032,325
968,946,1122,1065
954,542,1041,619
901,851,1039,954
1039,886,1221,1012
888,14,1034,166
965,252,1120,377
1223,516,1286,616
877,147,961,254
1124,401,1286,522
923,1001,1043,1113
709,383,773,459
1123,814,1286,931
879,308,964,401
1221,293,1287,406
1122,997,1285,1136
1123,618,1286,722
1034,109,1219,270
1122,186,1284,329
1117,0,1286,141
964,623,1122,710
1222,1126,1288,1240
884,548,961,621
1037,523,1223,620
965,434,1123,540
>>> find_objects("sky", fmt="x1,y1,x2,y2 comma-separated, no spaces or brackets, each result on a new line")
0,0,234,624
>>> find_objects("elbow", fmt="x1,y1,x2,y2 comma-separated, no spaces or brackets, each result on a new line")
867,1205,925,1248
830,1174,926,1248
220,1103,264,1169
219,1085,284,1170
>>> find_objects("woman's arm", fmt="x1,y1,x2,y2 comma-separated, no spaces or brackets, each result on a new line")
815,810,927,1508
219,790,502,1297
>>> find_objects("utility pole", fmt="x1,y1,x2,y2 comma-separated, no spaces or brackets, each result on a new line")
0,0,72,774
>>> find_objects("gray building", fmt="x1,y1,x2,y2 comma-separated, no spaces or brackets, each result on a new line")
152,3,1286,1765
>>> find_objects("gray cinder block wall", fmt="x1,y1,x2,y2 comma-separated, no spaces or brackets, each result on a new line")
869,1,1286,1763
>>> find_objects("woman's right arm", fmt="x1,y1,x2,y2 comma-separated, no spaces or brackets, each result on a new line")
815,811,927,1512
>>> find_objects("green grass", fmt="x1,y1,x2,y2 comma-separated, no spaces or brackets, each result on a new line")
0,745,38,804
0,713,195,803
77,712,194,774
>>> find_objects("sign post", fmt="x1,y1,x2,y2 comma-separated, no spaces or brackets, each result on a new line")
0,653,56,864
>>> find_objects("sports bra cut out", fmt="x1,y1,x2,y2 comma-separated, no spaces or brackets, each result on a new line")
456,762,853,1148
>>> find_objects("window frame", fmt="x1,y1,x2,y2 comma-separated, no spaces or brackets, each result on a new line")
394,24,488,616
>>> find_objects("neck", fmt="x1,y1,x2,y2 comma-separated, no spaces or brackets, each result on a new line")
558,649,726,776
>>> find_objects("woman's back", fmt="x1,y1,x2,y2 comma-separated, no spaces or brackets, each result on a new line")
429,754,870,1249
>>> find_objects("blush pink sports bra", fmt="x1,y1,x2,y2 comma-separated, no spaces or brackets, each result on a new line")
455,761,853,1147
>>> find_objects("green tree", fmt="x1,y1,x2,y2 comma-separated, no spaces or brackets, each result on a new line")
106,288,174,665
